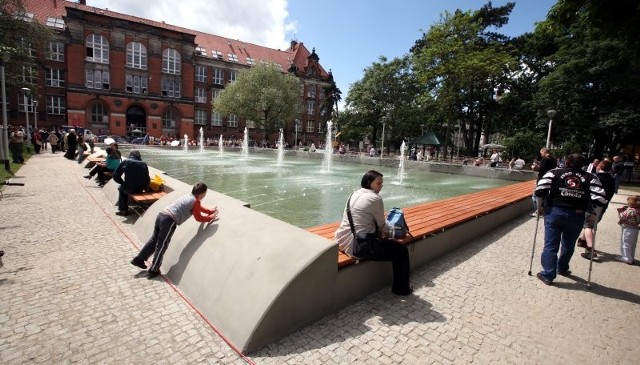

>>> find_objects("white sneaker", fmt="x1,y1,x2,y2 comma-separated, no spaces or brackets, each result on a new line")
530,212,538,217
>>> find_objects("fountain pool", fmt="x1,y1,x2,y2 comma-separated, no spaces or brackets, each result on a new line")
130,148,511,228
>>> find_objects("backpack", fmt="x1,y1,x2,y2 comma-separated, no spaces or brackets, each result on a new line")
386,208,410,239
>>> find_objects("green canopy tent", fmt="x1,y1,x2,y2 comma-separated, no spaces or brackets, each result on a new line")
410,132,441,146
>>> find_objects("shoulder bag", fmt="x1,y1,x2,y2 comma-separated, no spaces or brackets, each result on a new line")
346,193,385,259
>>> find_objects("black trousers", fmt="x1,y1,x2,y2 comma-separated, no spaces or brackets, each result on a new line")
359,238,411,293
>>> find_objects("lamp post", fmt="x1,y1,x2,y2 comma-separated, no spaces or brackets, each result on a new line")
380,117,386,159
294,119,299,149
20,87,31,152
546,109,556,149
32,100,38,131
1,52,10,171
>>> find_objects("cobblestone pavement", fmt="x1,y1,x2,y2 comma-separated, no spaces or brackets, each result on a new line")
1,152,639,364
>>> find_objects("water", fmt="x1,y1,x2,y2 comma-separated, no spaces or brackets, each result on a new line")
183,134,188,151
322,121,333,172
218,135,224,156
199,127,204,154
277,129,284,166
396,141,407,184
241,127,249,158
132,148,511,228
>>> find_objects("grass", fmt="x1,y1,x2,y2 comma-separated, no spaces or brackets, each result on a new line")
0,147,34,185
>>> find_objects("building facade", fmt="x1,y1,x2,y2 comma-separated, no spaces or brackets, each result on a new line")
6,0,334,146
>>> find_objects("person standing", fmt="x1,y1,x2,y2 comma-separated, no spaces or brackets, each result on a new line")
64,129,77,160
334,170,412,295
533,153,608,285
131,182,218,278
47,131,59,153
615,195,640,265
611,155,625,194
531,147,558,216
112,150,150,216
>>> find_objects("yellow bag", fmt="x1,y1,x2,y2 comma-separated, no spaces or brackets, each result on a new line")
148,174,166,192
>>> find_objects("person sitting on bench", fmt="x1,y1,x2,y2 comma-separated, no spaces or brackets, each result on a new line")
84,147,121,186
113,150,150,216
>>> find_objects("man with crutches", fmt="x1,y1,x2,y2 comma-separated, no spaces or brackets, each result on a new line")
532,154,608,286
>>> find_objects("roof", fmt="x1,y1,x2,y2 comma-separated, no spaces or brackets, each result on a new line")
21,0,329,78
410,132,441,146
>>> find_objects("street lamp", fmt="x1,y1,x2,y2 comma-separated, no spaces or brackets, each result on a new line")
380,117,386,159
294,119,299,149
32,100,37,131
1,52,10,171
20,87,31,152
546,109,556,149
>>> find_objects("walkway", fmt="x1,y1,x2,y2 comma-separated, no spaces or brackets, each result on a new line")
1,152,638,364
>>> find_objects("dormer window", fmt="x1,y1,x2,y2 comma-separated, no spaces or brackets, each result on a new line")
228,54,238,62
212,50,223,59
195,47,206,56
246,57,254,65
15,11,34,22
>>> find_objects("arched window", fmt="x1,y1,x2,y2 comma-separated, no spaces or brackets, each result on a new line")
162,109,177,128
91,103,108,124
162,48,181,74
85,34,109,63
126,42,147,69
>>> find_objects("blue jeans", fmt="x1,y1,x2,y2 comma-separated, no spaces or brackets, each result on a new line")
539,206,585,281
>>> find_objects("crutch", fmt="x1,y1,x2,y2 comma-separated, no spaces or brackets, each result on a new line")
586,224,597,289
528,213,541,276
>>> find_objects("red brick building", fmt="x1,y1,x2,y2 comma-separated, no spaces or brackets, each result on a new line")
7,0,334,146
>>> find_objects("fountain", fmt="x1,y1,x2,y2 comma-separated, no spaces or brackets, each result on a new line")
396,140,407,184
321,120,333,172
241,127,249,158
276,129,284,166
183,134,188,151
199,127,204,153
218,135,224,156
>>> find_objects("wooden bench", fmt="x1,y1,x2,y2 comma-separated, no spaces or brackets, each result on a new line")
307,180,535,268
129,191,168,204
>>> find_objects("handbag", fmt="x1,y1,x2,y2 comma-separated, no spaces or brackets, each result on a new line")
346,193,385,259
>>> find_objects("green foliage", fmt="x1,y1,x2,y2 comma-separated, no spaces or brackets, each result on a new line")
501,130,545,161
213,63,303,138
1,0,54,96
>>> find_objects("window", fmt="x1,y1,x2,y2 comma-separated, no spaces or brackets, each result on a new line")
18,93,33,112
307,100,315,115
46,69,64,87
213,68,224,84
229,71,237,82
319,86,326,99
18,38,35,58
227,53,238,62
195,65,206,82
307,120,315,133
162,110,177,128
228,114,238,127
162,48,181,74
211,112,222,126
47,42,64,61
126,42,147,69
161,77,181,98
46,16,65,28
47,96,65,115
211,89,221,100
308,84,316,98
86,69,110,90
246,120,255,129
21,66,36,84
195,88,206,103
317,122,324,133
195,47,206,56
246,57,254,66
16,11,34,22
194,110,207,125
125,74,148,94
86,34,109,63
212,50,223,59
91,103,108,124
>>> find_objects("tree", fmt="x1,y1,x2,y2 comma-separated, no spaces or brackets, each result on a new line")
213,63,303,139
320,75,341,123
344,56,419,151
1,0,54,96
411,3,518,156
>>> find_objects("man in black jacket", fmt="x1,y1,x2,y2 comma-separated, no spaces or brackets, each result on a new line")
113,150,150,216
533,153,608,285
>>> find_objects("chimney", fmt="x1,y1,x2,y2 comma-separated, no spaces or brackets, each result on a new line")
79,0,86,5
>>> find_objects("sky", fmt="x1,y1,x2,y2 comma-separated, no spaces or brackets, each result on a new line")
88,0,558,100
